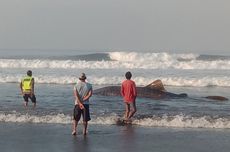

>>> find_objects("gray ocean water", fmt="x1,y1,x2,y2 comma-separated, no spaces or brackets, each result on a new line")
1,50,230,152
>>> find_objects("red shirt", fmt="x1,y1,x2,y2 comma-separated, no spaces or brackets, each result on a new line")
121,79,137,103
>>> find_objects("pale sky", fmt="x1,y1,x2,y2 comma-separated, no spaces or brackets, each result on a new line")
0,0,229,53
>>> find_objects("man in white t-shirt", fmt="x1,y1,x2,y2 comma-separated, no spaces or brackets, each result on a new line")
72,73,92,136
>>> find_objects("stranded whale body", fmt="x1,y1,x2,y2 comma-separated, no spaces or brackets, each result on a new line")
94,80,228,101
94,80,188,99
205,96,229,101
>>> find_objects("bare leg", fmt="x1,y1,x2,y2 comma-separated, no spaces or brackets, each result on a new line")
72,120,78,135
33,102,36,109
128,101,136,119
24,101,28,108
83,121,88,135
124,103,130,120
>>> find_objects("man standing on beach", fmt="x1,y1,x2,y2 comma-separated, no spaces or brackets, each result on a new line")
20,70,36,109
121,71,137,121
72,73,92,135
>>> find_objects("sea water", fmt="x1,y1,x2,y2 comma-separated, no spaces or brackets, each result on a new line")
0,49,230,152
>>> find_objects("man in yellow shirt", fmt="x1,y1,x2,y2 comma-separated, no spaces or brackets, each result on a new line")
20,70,36,109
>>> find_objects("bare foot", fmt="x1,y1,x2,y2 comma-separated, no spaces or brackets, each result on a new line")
72,131,76,136
123,119,132,124
83,130,88,135
123,117,129,121
24,102,28,108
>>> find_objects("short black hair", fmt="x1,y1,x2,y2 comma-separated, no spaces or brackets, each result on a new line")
27,70,32,76
125,71,132,79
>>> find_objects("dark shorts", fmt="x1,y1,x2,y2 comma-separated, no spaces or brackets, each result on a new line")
73,104,91,122
23,94,36,103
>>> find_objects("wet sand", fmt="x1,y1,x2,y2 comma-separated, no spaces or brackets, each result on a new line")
1,123,230,152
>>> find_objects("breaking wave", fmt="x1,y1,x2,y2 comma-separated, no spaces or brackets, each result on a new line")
1,112,230,129
1,74,230,87
0,52,230,70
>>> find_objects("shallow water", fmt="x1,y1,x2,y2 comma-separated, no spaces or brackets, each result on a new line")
1,83,230,129
1,123,230,152
1,50,230,151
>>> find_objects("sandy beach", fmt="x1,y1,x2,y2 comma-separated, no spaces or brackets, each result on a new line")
1,123,230,152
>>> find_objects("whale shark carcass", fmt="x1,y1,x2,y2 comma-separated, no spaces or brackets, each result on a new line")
94,80,188,99
94,80,229,101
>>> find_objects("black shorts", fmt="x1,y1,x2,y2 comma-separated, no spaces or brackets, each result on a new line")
73,104,91,122
23,94,36,103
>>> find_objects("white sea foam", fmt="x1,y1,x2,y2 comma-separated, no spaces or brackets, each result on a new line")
1,52,229,87
109,52,198,62
132,115,230,129
0,52,230,70
1,113,230,129
1,74,230,87
0,113,71,124
96,115,230,129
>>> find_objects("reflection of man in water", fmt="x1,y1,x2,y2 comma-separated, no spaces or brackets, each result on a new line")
20,70,36,109
121,71,137,121
72,73,92,136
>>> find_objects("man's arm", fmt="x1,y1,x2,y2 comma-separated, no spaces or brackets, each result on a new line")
121,83,124,97
83,89,92,101
31,78,35,95
133,82,137,99
73,87,84,109
20,81,23,95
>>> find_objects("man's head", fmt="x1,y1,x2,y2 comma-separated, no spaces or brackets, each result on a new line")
27,70,32,76
79,73,87,81
125,71,132,80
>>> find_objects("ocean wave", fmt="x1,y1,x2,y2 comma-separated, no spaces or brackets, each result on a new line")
109,52,199,62
0,113,71,124
0,52,230,70
1,113,230,129
132,115,230,129
1,74,230,87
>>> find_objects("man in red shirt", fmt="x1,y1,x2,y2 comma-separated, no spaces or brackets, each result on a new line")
121,71,137,121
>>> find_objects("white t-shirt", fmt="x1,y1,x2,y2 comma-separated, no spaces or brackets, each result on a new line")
74,81,92,105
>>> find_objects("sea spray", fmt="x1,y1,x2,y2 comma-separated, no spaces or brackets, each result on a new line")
1,112,230,129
